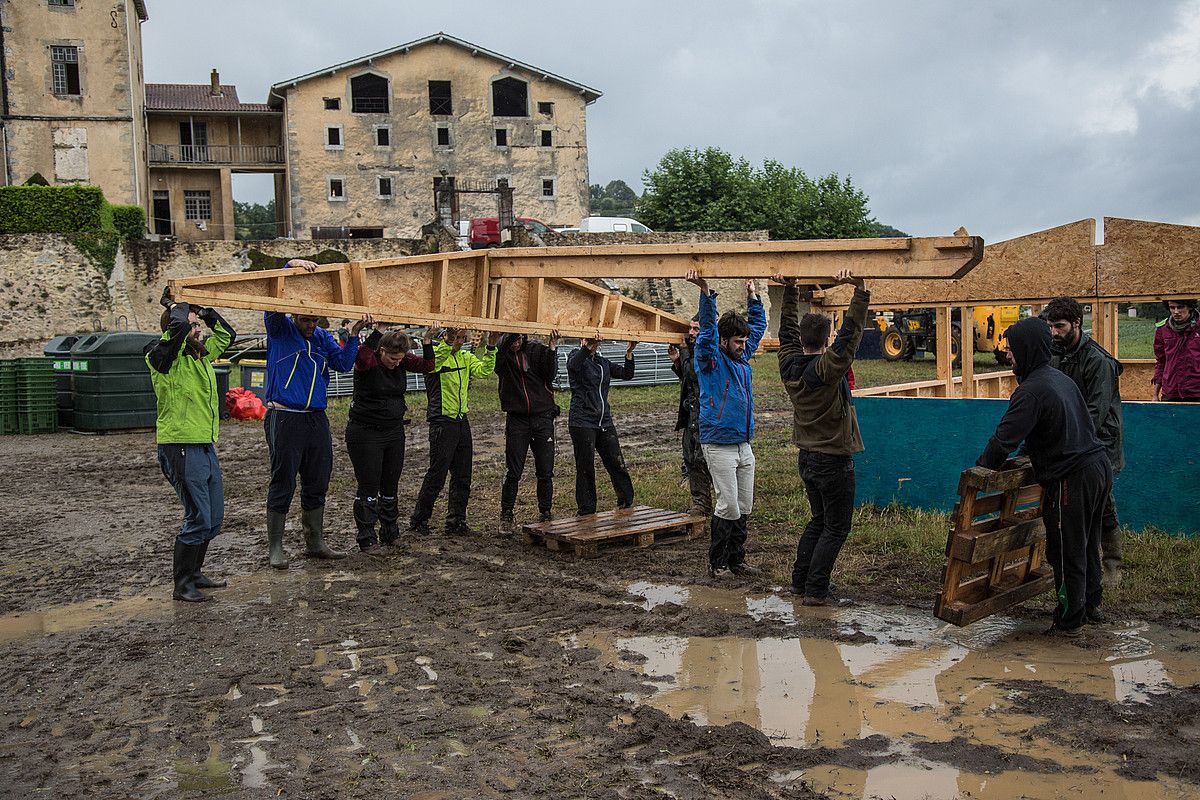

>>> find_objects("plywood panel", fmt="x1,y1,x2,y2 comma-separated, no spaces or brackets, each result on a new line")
1099,217,1200,298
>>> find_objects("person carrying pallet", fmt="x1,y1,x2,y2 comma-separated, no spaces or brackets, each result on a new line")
776,269,869,605
686,269,766,579
146,286,236,602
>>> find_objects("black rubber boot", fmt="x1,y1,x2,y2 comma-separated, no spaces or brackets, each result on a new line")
193,540,227,589
377,496,400,545
302,506,346,559
354,495,381,549
173,540,210,603
267,511,289,569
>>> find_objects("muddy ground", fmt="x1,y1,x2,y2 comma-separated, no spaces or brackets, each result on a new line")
1,407,1199,799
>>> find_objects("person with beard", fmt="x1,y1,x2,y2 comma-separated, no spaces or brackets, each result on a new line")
977,317,1111,637
776,270,869,605
146,287,236,602
496,330,561,536
1153,299,1200,402
668,314,713,516
685,269,767,579
345,324,439,554
566,335,637,515
1042,297,1125,587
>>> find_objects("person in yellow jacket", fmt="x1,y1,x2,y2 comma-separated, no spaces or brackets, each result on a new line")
145,288,235,602
408,327,500,535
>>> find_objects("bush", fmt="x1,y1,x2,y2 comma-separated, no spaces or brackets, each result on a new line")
111,204,146,240
0,185,108,234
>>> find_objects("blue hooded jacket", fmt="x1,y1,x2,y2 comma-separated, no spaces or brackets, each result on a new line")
693,291,766,445
265,313,358,410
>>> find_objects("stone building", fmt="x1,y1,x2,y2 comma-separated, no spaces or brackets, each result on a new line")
0,0,149,205
268,32,601,239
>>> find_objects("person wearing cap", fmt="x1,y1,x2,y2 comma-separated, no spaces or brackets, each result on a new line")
1153,299,1200,402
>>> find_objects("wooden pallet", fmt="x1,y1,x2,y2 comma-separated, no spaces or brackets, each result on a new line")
521,506,706,557
934,462,1055,626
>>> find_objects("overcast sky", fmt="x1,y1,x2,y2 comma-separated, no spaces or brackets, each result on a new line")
143,0,1200,243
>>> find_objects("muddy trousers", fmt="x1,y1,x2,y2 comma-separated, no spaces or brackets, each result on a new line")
158,443,223,546
1043,456,1112,631
411,416,473,528
569,424,634,515
682,422,713,515
264,408,332,514
501,412,556,516
792,450,855,598
1100,471,1121,575
345,420,406,547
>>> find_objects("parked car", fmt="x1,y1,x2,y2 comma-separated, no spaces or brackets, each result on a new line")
577,216,654,233
468,217,554,248
553,226,580,234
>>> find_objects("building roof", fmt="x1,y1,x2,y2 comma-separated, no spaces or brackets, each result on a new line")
268,32,602,106
146,84,276,114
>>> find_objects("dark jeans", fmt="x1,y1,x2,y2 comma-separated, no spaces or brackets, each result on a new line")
264,409,332,514
345,420,407,499
158,443,223,546
1043,456,1112,630
502,412,556,516
411,416,473,527
682,421,713,515
569,424,634,515
792,450,856,597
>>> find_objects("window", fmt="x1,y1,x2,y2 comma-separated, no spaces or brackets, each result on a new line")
327,178,345,201
325,125,343,149
428,80,452,115
183,191,211,221
541,178,556,198
539,128,553,147
375,126,390,147
632,222,651,234
495,176,511,189
494,128,508,147
49,0,76,6
492,77,528,117
436,125,451,147
537,101,554,116
350,72,389,113
324,97,340,110
377,177,393,199
50,46,80,96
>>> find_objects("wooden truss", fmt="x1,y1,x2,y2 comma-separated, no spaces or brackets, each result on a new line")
170,235,984,343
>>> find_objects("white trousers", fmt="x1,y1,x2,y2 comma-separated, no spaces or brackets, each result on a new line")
701,442,755,521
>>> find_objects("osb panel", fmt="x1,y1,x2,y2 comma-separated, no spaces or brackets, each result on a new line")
541,280,599,328
280,272,336,304
445,261,485,318
365,263,430,313
496,279,532,322
1099,217,1200,298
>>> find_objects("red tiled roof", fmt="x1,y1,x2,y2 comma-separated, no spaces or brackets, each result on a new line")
146,84,275,113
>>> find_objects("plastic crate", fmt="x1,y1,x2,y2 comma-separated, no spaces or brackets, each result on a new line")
17,407,56,434
0,411,17,435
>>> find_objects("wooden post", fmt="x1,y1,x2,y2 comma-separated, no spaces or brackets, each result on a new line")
960,305,975,398
936,306,953,397
431,258,448,314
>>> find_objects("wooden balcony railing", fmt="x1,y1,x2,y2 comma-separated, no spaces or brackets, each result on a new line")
149,143,284,165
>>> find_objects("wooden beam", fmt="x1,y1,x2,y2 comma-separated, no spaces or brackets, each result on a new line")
960,305,975,398
431,258,448,314
936,306,953,395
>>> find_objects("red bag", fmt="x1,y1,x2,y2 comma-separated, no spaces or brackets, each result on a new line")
225,387,266,421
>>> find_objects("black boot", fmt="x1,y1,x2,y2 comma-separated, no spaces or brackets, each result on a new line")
302,506,346,560
354,495,381,550
193,540,227,589
708,515,731,576
173,540,210,603
377,496,400,546
267,511,289,569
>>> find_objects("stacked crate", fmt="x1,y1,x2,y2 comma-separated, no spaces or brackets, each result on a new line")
0,360,15,435
0,358,58,435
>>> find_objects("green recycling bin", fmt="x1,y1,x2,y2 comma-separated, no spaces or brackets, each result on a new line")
44,335,82,428
69,331,160,432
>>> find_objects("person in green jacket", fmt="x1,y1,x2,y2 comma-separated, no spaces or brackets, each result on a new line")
409,327,500,536
145,288,235,603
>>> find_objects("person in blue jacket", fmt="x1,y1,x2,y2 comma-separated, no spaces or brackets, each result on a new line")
264,258,370,569
685,269,766,578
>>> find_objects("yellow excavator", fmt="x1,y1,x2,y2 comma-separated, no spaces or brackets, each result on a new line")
879,306,1020,366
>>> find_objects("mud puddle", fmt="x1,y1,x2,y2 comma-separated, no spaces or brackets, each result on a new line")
583,581,1200,799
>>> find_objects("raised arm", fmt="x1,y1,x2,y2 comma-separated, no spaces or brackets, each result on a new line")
199,307,234,362
146,302,193,374
326,314,370,372
692,274,718,373
613,342,637,381
816,272,870,385
744,281,766,360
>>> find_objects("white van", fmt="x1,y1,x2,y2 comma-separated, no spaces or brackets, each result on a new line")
577,216,654,233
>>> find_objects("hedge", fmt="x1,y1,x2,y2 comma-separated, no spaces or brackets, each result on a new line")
0,185,108,234
111,204,146,240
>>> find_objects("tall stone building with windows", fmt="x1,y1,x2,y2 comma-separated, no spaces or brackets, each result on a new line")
269,33,601,239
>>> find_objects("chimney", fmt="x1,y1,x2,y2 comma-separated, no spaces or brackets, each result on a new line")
210,69,222,97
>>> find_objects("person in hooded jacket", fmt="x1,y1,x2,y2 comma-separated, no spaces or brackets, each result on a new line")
566,335,637,515
668,314,713,517
686,269,767,578
496,330,560,535
1042,296,1125,587
1153,299,1200,402
345,324,438,553
977,316,1111,637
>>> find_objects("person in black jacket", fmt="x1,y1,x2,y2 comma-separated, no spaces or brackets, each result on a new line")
567,337,637,515
668,315,712,516
496,330,560,535
345,325,438,553
1043,297,1125,587
976,317,1112,637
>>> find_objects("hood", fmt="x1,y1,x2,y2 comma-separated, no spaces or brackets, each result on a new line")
498,332,525,353
1005,317,1051,381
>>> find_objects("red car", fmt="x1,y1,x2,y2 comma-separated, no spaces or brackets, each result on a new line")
468,217,553,248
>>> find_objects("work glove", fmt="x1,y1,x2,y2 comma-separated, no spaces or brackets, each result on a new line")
159,285,173,308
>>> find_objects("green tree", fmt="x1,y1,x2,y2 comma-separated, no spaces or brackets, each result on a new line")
589,179,640,218
234,199,278,241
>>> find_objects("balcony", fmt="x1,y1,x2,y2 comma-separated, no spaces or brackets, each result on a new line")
149,143,284,167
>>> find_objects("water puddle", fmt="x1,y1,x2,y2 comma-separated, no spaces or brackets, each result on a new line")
174,743,234,793
593,582,1200,799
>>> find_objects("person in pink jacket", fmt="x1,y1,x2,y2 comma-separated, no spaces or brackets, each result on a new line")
1153,300,1200,402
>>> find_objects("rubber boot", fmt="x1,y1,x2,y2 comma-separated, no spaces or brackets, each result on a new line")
708,515,729,576
267,511,289,570
193,540,227,589
302,506,346,560
173,540,210,603
377,496,400,546
354,495,381,550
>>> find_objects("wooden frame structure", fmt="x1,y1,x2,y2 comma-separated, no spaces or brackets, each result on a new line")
170,235,985,343
934,463,1054,626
